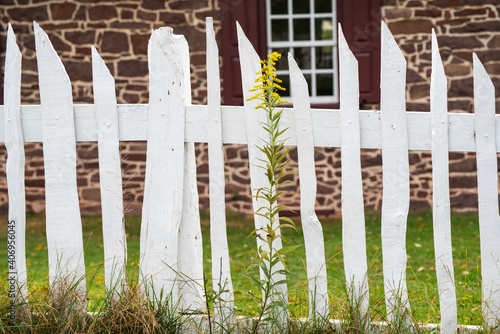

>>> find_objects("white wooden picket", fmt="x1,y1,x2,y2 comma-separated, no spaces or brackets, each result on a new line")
379,21,411,322
338,25,370,317
173,28,205,312
34,22,86,296
139,27,186,305
4,18,500,332
473,53,500,329
289,54,329,320
430,30,457,334
91,46,127,299
206,17,235,322
4,23,28,303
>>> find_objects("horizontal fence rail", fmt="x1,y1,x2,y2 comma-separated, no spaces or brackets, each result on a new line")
2,17,500,333
0,105,497,152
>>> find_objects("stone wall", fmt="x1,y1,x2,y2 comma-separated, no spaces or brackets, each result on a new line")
0,0,499,216
0,0,219,215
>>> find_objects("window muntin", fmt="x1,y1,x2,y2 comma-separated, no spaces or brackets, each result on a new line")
266,0,338,104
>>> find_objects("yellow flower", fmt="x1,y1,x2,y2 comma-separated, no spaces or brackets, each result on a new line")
247,52,289,108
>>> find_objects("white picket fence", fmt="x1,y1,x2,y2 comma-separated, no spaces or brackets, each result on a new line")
3,18,500,333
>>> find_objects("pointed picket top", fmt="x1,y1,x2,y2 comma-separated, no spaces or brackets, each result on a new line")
430,30,457,334
91,46,127,300
380,21,411,323
206,17,235,322
237,22,289,323
338,24,370,318
473,53,500,329
4,23,29,305
289,53,329,320
34,22,86,296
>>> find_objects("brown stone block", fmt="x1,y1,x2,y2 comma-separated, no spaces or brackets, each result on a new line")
88,22,107,28
159,11,186,24
169,0,208,10
117,60,148,77
455,8,488,17
137,10,157,21
121,10,134,19
77,178,88,187
8,5,49,22
110,22,150,30
409,83,430,100
127,153,147,161
123,93,139,103
450,192,477,209
407,0,423,7
450,20,500,34
447,99,471,112
444,63,470,77
438,36,483,49
449,157,476,172
449,175,477,189
388,19,433,35
82,188,101,201
448,77,473,98
101,31,129,53
50,3,77,20
428,0,462,7
382,8,412,19
131,34,150,55
66,60,92,82
88,5,117,21
26,148,43,157
65,31,95,45
415,9,442,18
25,178,45,188
141,0,166,10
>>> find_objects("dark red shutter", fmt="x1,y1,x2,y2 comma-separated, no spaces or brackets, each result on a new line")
220,0,266,106
337,0,381,105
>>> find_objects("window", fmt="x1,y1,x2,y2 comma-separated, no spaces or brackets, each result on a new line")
221,0,381,107
267,0,338,104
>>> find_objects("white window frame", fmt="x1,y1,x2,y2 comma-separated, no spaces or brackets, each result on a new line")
266,0,338,104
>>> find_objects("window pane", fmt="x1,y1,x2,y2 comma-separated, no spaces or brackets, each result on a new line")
316,73,333,96
293,19,310,41
272,48,290,71
271,0,288,15
293,0,310,13
294,47,311,69
315,18,333,40
272,19,289,42
316,46,333,69
315,0,332,13
278,74,290,97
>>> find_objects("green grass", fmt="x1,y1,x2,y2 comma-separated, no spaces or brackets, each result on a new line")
0,211,483,326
